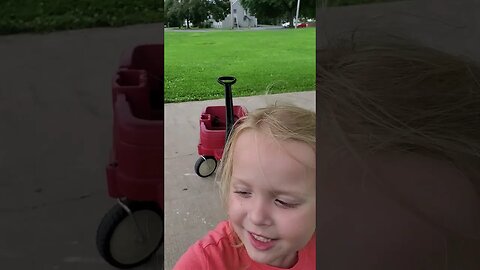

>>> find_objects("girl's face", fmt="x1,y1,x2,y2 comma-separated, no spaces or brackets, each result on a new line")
228,129,316,268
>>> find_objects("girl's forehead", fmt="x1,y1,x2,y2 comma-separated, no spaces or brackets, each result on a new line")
230,175,314,198
234,129,315,166
231,129,316,191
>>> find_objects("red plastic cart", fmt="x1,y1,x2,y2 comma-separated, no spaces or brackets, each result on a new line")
96,44,164,268
195,77,248,177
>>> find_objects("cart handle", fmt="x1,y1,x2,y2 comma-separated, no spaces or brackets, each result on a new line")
217,76,236,143
217,76,237,86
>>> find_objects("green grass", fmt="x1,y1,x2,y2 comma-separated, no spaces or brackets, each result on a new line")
165,28,315,103
0,0,163,35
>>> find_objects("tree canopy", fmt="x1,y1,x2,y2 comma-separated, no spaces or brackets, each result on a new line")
240,0,315,26
165,0,230,28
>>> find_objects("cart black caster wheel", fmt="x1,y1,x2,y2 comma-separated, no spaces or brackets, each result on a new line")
96,200,164,268
195,156,217,177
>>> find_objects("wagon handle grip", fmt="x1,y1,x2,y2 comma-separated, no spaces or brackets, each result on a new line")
218,76,236,143
217,76,236,86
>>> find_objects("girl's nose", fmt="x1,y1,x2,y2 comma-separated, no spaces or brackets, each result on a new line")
249,198,273,226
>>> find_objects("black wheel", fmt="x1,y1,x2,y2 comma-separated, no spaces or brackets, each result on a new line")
96,200,164,268
194,156,217,177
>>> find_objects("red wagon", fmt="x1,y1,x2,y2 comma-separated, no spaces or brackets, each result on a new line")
195,77,248,177
96,44,164,268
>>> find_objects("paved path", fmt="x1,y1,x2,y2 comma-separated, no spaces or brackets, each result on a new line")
164,25,284,32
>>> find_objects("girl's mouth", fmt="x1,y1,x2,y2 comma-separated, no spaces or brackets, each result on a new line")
248,232,277,251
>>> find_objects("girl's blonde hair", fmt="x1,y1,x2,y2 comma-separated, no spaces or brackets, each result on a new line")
216,104,316,208
317,37,480,194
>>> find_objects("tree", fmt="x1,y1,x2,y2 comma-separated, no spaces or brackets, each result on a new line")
241,0,315,27
165,0,200,28
209,0,231,22
165,0,230,28
165,0,183,27
187,0,210,27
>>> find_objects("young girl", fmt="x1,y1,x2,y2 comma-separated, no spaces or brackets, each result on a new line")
316,37,480,269
174,104,316,269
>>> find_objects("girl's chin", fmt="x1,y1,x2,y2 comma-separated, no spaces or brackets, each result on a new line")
245,248,275,265
246,249,296,269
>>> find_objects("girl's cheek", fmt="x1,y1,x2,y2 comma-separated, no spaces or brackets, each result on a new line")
227,196,238,213
230,196,242,209
228,196,247,217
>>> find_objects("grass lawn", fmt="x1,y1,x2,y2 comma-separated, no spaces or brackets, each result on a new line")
165,27,315,103
0,0,162,35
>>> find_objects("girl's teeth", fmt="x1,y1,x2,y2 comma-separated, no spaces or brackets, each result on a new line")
252,233,271,243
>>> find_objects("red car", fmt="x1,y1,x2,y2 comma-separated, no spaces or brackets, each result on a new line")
297,22,307,28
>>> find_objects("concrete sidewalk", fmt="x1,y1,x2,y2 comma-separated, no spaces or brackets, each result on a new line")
163,91,315,270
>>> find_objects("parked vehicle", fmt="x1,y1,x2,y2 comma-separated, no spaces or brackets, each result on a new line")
282,21,308,28
297,22,308,28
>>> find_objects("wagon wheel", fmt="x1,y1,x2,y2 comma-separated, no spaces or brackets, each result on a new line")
96,200,164,268
195,156,217,178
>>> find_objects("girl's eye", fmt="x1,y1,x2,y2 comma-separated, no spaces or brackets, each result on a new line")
275,199,298,209
233,191,251,198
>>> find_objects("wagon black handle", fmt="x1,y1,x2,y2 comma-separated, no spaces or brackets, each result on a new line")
217,76,237,86
218,76,236,143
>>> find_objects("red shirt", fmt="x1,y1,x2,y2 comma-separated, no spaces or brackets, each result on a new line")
173,220,316,270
